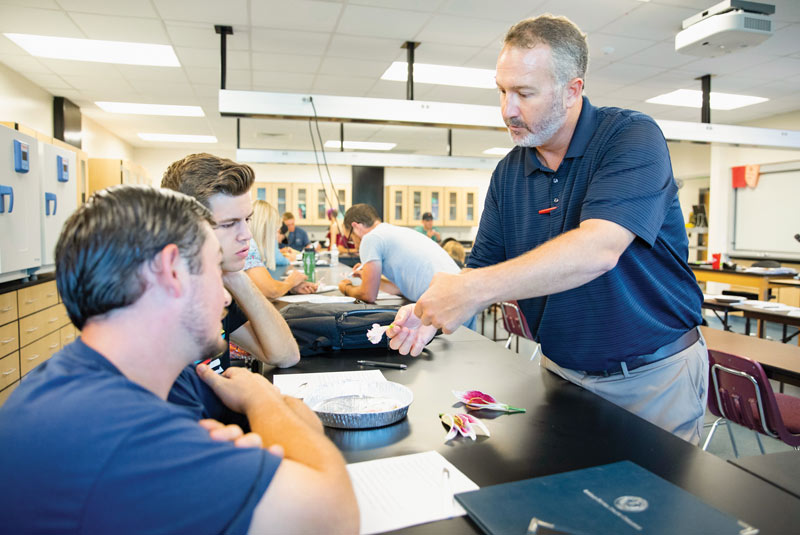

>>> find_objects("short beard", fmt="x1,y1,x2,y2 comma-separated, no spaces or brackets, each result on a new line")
181,283,227,363
508,88,568,148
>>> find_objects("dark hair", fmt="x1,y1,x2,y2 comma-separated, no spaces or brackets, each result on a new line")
282,212,295,221
55,185,215,330
503,14,588,88
344,203,380,229
161,153,254,208
421,212,433,221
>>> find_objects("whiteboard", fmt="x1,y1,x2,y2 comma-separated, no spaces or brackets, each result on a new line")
732,161,800,261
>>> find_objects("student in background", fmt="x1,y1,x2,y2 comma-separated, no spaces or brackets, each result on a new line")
414,212,441,243
246,200,317,299
280,211,310,251
339,204,474,329
0,185,358,534
326,208,356,255
442,239,466,269
162,153,299,371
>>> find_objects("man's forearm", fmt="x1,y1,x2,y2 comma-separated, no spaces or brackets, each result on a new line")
468,220,632,308
225,272,300,366
342,281,376,303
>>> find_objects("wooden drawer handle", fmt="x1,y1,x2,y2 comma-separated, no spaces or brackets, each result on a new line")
1,338,14,344
0,306,11,312
26,354,40,361
46,292,57,298
25,326,39,334
48,343,59,349
1,368,16,376
48,317,59,324
24,298,37,304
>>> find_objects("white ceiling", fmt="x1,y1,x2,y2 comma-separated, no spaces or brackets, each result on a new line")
1,0,799,157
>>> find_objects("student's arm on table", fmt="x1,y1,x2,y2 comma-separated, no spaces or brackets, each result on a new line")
246,266,308,299
224,270,300,368
338,261,380,303
197,365,358,535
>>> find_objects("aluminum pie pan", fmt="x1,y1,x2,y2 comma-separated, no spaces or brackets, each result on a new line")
304,381,413,429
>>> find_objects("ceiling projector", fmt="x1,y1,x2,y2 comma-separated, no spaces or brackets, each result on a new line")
675,0,775,57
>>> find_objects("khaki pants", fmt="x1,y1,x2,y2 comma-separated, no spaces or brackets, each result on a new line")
542,333,709,445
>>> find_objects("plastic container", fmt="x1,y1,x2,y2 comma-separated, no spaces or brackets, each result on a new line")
330,248,339,266
302,247,316,282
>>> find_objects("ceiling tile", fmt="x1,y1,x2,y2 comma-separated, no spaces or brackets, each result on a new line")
421,85,498,106
707,74,766,93
57,0,159,17
192,84,219,98
23,72,71,90
117,65,190,83
623,41,699,69
312,74,375,95
335,5,429,39
749,23,800,57
251,28,331,55
153,0,249,26
0,55,52,74
439,0,546,22
70,13,170,43
165,23,249,50
415,14,510,47
677,50,781,77
587,33,660,62
37,58,124,76
347,0,445,12
461,47,501,69
591,62,665,86
0,6,84,36
251,52,321,74
732,57,800,82
318,56,388,78
412,42,484,66
61,71,135,92
251,71,315,92
326,34,403,61
251,0,343,33
597,3,698,41
175,48,249,70
535,0,643,33
0,0,59,8
184,66,250,86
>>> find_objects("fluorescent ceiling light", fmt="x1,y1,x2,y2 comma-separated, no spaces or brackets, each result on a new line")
323,140,396,151
381,61,496,89
96,102,203,117
483,147,511,156
4,33,180,66
646,89,768,110
138,133,217,143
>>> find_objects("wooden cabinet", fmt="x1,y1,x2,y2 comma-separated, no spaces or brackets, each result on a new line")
0,279,75,407
89,159,151,197
385,186,409,225
252,182,351,226
385,186,479,226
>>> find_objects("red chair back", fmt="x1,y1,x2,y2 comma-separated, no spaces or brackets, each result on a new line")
500,301,534,340
707,349,797,446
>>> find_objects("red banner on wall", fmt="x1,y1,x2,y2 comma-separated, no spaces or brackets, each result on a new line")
732,165,761,189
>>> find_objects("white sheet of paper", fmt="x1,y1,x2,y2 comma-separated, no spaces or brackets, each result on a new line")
316,284,338,293
347,451,479,535
272,370,385,398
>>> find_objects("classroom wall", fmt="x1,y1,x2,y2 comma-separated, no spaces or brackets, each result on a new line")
82,116,134,160
708,144,800,260
0,61,54,135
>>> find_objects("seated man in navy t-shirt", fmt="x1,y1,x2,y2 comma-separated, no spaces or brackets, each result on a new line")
0,186,358,534
161,153,300,372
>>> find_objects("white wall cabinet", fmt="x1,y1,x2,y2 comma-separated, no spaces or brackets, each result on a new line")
0,125,42,283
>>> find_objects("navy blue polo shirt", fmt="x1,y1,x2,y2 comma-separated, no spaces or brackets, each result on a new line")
468,96,702,372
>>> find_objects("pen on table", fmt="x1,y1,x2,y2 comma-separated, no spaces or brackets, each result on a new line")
350,264,364,276
357,360,407,370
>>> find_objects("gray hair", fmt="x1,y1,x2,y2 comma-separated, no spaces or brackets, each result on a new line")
503,14,588,88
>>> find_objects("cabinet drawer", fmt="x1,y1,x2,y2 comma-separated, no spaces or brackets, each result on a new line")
0,321,19,358
0,380,19,408
19,305,65,347
20,331,60,376
0,292,17,325
60,324,77,347
0,351,20,390
18,281,58,317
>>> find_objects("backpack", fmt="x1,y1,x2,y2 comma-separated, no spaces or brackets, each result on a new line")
280,302,401,356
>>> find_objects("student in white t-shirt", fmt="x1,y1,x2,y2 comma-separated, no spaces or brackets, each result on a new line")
338,204,473,328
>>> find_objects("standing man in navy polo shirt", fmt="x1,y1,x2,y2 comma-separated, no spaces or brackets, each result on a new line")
387,15,706,444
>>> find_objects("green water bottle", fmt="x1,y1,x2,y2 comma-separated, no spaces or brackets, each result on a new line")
302,246,316,282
